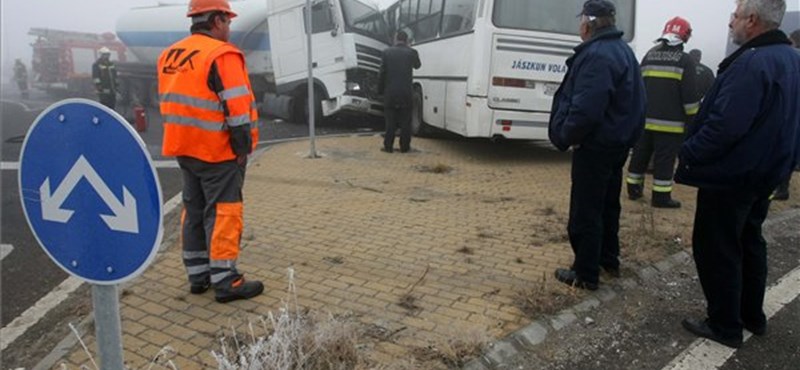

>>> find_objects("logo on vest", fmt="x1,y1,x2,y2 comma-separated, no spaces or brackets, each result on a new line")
162,48,200,74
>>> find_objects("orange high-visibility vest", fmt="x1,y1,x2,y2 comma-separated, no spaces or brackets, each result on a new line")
158,34,258,163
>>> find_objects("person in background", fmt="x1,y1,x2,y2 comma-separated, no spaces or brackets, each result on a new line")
626,17,700,209
378,30,421,153
548,0,646,290
158,0,263,303
13,59,29,99
675,0,799,348
92,47,118,109
689,49,716,99
772,28,800,201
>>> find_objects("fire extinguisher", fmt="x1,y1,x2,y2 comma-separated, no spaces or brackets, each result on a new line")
133,105,147,132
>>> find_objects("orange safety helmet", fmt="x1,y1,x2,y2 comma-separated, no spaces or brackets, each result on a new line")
662,17,692,42
186,0,237,18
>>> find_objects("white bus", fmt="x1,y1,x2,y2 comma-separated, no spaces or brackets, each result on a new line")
383,0,636,139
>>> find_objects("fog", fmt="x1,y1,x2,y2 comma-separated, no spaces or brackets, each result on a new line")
2,0,797,82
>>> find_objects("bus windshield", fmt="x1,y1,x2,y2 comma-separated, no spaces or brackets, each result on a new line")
341,0,390,42
493,0,635,42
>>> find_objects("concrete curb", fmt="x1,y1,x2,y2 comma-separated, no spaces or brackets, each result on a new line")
462,206,799,370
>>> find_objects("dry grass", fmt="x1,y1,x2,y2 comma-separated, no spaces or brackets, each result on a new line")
513,272,585,318
411,325,491,368
212,269,361,370
414,164,453,174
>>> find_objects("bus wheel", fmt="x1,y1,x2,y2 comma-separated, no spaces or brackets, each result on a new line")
411,88,428,136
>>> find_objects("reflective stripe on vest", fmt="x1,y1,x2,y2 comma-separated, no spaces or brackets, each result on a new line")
645,118,685,134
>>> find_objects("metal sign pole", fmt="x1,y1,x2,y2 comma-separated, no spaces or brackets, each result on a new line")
92,284,125,370
306,0,317,158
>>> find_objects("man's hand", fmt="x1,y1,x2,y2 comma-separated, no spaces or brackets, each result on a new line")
237,155,247,166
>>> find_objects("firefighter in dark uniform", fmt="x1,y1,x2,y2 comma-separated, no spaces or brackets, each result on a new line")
92,47,118,109
13,59,29,99
688,49,715,99
626,17,700,208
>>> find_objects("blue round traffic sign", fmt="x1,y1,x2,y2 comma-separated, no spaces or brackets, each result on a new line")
19,99,163,285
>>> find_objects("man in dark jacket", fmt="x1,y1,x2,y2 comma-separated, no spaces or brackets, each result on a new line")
548,0,646,290
13,59,29,99
378,31,421,153
772,28,800,201
626,17,700,208
676,0,800,349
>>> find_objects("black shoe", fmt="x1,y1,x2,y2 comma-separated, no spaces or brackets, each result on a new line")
601,265,621,278
554,268,598,290
627,183,643,201
190,280,211,294
215,276,264,303
744,321,767,336
380,147,393,153
681,318,742,348
400,148,410,153
652,191,681,208
772,190,789,201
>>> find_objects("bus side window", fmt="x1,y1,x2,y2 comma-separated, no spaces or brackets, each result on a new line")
413,0,442,42
441,0,477,37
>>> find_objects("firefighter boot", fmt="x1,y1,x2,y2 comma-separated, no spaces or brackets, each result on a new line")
627,183,643,200
215,275,264,303
652,191,681,208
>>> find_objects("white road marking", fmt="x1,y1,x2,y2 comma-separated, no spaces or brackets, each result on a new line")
0,276,82,351
0,244,13,260
1,162,20,170
662,265,800,370
0,191,184,351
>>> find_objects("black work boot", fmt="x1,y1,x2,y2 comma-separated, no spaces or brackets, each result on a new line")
652,191,681,208
627,183,643,200
215,276,264,303
772,181,789,201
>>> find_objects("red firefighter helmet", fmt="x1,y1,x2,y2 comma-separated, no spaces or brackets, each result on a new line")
662,17,692,42
186,0,237,18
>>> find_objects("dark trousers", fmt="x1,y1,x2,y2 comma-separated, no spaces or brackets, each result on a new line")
628,130,683,186
568,147,629,284
177,156,246,288
384,104,412,152
99,93,116,110
692,187,770,341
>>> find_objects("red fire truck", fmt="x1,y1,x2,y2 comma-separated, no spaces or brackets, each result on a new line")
29,28,127,98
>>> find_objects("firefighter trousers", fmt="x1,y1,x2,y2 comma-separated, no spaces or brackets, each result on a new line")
627,130,684,193
568,147,628,285
177,156,246,288
692,187,770,341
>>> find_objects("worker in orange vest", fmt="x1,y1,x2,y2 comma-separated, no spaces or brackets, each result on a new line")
157,0,262,303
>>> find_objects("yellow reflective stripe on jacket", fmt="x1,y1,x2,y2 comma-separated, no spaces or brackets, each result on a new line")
684,102,700,115
642,70,683,80
645,118,685,134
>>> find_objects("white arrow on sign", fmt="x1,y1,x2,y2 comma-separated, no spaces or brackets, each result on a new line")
39,155,139,234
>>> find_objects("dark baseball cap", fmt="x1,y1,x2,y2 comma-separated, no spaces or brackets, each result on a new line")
579,0,616,17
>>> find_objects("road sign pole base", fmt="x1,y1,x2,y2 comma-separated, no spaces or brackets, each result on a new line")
92,284,125,370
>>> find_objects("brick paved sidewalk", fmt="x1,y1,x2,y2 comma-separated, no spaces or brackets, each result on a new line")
53,135,799,369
